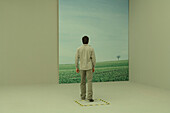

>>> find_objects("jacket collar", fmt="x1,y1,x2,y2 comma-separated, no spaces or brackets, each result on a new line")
83,44,88,46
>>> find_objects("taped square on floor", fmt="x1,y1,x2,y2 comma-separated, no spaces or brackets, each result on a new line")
75,99,110,107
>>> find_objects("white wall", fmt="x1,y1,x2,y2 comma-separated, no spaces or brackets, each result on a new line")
129,0,170,90
0,0,59,85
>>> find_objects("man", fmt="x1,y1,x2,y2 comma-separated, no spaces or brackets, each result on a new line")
75,36,96,102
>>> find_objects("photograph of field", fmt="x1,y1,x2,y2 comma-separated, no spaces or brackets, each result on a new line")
59,0,129,84
59,60,129,84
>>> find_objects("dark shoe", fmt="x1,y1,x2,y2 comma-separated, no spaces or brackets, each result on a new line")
81,97,85,100
88,99,94,102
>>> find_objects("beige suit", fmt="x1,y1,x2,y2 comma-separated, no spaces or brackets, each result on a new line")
75,44,96,99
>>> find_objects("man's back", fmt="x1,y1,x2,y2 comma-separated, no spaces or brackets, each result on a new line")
75,36,95,102
75,44,96,70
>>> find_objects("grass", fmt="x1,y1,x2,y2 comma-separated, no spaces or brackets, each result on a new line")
59,60,129,84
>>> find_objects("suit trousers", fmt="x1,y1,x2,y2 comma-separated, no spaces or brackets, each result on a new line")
80,69,93,100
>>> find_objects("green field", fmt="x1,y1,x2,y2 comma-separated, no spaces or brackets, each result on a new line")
59,60,129,84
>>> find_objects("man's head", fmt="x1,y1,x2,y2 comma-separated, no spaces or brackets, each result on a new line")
82,36,89,44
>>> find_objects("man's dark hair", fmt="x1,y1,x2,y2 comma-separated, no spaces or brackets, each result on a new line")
82,36,89,44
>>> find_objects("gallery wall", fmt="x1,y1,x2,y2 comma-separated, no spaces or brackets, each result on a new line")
129,0,170,90
2,0,170,88
0,0,58,85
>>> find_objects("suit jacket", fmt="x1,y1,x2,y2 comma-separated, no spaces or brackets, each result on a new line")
75,44,96,70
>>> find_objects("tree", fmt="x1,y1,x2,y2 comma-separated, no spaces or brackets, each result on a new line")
117,55,120,60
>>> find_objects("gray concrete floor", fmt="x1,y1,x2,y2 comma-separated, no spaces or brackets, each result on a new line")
0,81,170,113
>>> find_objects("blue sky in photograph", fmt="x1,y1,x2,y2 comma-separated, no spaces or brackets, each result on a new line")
59,0,129,64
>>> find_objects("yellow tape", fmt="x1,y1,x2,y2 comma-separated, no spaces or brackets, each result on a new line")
75,98,110,107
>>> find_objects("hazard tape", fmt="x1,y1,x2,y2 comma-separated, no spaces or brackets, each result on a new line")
99,99,110,105
74,99,110,107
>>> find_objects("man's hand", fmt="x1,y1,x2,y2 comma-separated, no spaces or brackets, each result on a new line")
76,68,79,73
92,68,95,72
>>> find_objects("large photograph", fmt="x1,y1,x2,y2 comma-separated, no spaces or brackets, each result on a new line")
59,0,129,84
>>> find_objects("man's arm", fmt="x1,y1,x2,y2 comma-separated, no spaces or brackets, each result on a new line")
75,49,79,73
91,48,96,68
